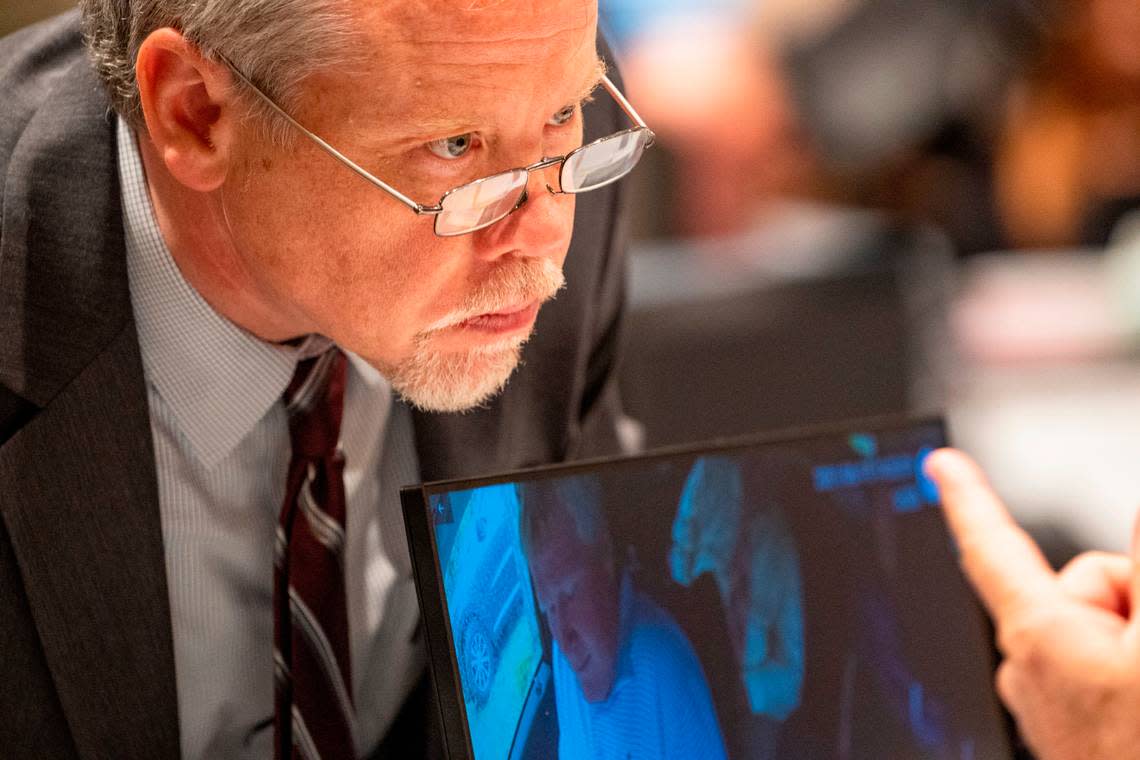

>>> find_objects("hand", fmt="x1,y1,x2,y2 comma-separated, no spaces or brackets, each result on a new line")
925,449,1140,760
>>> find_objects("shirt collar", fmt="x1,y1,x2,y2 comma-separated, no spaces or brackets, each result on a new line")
118,118,354,468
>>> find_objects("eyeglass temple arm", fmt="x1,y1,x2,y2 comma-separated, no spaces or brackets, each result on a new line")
600,74,655,144
217,56,443,216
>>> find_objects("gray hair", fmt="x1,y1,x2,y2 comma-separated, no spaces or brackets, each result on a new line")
79,0,361,140
518,474,611,563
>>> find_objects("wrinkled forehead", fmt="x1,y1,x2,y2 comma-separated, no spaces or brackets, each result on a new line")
531,536,594,601
530,513,594,578
377,0,596,43
307,0,604,144
352,0,599,106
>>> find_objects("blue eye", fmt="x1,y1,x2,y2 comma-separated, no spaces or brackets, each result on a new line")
427,133,474,160
548,105,576,127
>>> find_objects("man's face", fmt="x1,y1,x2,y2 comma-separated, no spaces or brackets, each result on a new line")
670,463,742,588
528,509,621,703
220,0,601,411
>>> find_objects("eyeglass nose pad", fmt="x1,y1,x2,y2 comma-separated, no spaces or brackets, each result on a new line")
513,188,529,211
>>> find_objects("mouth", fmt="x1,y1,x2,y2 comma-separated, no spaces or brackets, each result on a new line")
569,652,591,674
455,300,541,336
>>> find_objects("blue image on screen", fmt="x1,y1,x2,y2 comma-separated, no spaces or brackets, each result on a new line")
422,422,1010,760
432,484,545,760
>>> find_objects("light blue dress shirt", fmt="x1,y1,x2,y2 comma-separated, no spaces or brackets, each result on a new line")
118,120,424,759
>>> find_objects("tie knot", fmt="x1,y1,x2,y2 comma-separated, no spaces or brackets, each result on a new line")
283,348,348,461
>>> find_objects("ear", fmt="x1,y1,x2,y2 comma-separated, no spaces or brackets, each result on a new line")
135,28,241,192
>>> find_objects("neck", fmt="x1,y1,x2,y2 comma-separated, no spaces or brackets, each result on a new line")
135,131,313,343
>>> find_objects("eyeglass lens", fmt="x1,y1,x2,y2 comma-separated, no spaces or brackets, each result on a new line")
562,129,650,193
433,128,651,237
436,169,529,236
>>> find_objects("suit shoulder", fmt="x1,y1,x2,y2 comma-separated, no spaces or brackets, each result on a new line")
627,590,702,666
0,11,89,175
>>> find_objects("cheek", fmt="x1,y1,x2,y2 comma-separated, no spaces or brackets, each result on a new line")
562,118,586,154
575,578,613,641
319,225,475,349
238,169,473,356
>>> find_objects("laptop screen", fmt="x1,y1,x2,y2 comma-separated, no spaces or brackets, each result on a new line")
403,419,1013,759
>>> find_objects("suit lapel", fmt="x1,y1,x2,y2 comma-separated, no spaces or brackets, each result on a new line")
0,325,180,758
0,41,180,757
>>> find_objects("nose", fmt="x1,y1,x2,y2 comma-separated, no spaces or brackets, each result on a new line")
472,160,575,262
507,155,566,196
547,602,577,650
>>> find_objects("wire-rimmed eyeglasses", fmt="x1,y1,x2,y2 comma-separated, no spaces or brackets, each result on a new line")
221,58,656,237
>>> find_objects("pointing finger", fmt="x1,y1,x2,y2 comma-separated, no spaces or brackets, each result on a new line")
924,448,1056,624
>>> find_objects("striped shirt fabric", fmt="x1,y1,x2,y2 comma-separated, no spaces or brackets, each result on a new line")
552,573,729,760
118,120,424,759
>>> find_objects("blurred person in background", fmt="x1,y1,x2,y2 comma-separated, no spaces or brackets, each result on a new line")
993,0,1140,249
781,0,1140,255
601,0,821,238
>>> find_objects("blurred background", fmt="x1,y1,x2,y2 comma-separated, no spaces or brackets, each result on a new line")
5,0,1140,562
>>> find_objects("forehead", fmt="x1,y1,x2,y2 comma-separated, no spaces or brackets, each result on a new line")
530,522,600,589
531,543,590,602
344,0,600,125
375,0,596,49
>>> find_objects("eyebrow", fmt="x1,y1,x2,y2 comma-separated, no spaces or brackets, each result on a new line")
379,57,610,148
572,57,609,105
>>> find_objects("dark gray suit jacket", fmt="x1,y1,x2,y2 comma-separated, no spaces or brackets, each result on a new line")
0,12,630,759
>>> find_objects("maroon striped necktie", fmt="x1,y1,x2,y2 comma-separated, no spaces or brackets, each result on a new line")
274,348,356,760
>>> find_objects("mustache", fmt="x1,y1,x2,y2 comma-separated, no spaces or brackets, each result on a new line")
424,258,566,332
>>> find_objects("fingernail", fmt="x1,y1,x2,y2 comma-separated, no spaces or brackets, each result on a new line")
921,448,948,480
925,448,972,483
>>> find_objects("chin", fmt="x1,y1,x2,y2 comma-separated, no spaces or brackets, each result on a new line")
388,337,525,413
580,668,617,704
